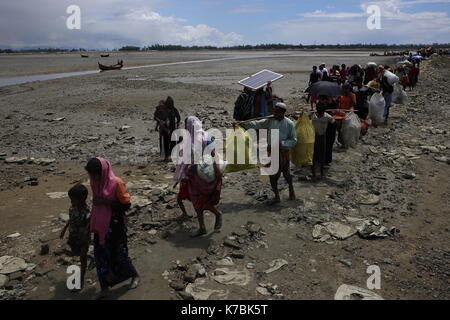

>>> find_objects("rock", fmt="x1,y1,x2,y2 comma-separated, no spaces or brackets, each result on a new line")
0,256,28,275
334,284,383,300
30,181,39,186
246,221,262,234
403,172,416,179
51,117,65,122
216,257,234,266
420,146,439,153
40,244,50,256
4,157,28,164
246,263,255,269
8,271,23,281
169,280,186,291
33,158,56,166
256,286,271,296
47,192,68,199
313,222,357,242
265,259,288,274
383,258,393,265
119,125,132,132
148,229,158,236
223,240,242,250
192,264,206,277
230,252,245,259
178,291,194,300
434,156,450,164
184,267,198,283
6,233,21,239
0,274,9,287
339,259,352,268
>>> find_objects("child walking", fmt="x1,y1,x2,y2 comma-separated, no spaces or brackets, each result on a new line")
60,183,90,290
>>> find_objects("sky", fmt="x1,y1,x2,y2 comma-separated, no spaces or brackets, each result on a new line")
1,0,449,49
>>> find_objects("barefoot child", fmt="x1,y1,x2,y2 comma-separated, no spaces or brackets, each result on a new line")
60,183,90,289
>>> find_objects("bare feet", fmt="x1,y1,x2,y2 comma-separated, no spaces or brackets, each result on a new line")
130,276,140,290
96,288,109,300
214,215,223,231
191,228,207,238
267,197,281,206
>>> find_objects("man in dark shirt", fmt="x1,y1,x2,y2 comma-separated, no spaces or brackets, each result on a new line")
379,67,394,124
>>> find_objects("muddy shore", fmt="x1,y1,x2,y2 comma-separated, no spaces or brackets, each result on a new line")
0,52,449,300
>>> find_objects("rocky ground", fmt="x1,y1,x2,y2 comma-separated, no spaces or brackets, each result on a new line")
0,54,449,300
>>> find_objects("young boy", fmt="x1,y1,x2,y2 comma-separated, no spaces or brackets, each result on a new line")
311,103,335,179
60,183,90,290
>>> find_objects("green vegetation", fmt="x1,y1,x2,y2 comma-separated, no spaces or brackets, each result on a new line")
1,43,449,53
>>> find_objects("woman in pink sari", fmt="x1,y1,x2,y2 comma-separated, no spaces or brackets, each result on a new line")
85,157,139,299
174,116,223,237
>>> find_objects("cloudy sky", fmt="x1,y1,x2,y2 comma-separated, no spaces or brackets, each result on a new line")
1,0,449,49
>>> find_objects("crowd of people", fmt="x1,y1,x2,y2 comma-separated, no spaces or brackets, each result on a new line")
59,53,424,299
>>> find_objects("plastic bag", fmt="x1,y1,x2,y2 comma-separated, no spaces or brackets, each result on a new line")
341,112,361,148
392,83,409,104
224,125,258,173
290,113,315,166
368,92,385,124
197,160,228,183
384,70,399,85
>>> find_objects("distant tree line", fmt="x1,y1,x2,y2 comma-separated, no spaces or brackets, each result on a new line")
1,43,449,53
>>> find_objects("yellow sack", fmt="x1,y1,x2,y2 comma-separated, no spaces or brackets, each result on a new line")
290,113,315,166
224,125,259,173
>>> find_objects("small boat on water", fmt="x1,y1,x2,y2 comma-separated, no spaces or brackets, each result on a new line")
100,54,110,58
81,54,89,58
98,60,123,71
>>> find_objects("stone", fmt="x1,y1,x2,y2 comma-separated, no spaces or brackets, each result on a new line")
47,192,68,199
33,158,56,166
223,240,242,250
4,157,28,164
230,253,245,259
178,291,194,300
40,244,50,256
0,256,28,275
169,280,186,291
403,173,416,179
7,233,21,238
148,229,158,236
339,259,352,268
246,222,262,234
184,267,198,283
0,274,9,287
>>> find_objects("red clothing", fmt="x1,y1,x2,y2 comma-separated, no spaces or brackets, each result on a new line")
177,180,190,200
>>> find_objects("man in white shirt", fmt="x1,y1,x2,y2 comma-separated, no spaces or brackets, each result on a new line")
238,102,297,204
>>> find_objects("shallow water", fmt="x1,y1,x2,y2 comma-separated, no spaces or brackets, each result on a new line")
0,52,371,87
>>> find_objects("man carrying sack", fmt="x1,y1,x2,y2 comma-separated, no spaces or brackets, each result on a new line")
236,102,297,205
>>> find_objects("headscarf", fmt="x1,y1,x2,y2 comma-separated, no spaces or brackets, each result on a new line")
174,116,208,182
89,157,117,245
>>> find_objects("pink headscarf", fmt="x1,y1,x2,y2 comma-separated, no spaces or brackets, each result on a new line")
174,116,208,182
89,157,117,245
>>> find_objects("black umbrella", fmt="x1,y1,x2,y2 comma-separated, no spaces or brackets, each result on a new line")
309,81,343,96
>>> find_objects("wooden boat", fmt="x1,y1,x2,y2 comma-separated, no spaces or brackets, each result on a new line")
100,54,109,58
81,54,89,58
98,61,123,71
